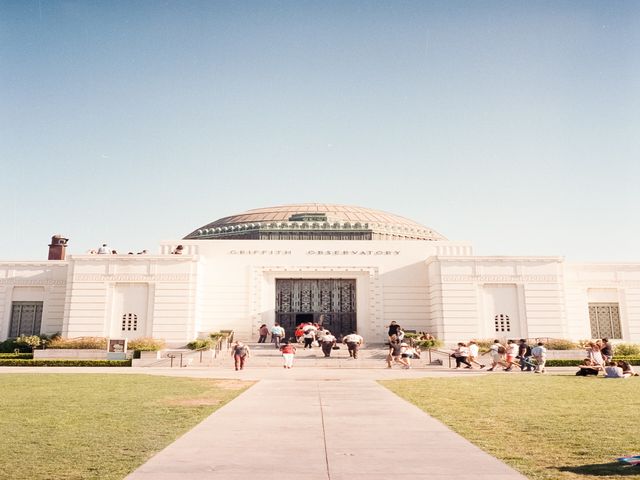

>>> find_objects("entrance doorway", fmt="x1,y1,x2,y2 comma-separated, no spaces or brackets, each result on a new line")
275,279,356,340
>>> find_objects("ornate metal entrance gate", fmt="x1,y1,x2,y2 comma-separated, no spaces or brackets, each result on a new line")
275,279,356,339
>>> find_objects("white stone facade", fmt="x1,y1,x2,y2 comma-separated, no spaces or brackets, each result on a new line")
1,239,639,345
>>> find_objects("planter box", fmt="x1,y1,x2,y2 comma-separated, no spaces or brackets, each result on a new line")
131,350,163,367
34,349,107,360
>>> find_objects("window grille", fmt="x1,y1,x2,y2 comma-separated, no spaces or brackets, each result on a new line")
9,302,43,337
589,303,621,339
121,313,138,331
494,314,511,332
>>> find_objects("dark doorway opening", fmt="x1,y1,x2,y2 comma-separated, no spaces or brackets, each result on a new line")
295,313,314,324
275,279,356,339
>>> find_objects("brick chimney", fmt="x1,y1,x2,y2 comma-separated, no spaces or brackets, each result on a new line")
48,235,68,260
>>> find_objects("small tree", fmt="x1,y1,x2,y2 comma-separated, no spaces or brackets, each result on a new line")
15,335,41,352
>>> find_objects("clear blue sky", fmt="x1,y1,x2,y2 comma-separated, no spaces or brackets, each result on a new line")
1,1,638,261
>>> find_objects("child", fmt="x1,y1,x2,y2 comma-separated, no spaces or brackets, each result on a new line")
280,341,297,369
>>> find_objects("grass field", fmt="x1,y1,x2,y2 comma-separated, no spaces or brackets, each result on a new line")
381,374,640,480
0,374,252,480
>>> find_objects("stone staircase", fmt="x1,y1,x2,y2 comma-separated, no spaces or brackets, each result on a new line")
137,342,462,369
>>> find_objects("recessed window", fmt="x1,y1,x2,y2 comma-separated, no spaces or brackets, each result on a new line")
495,314,511,332
9,302,43,337
589,303,621,339
121,313,138,332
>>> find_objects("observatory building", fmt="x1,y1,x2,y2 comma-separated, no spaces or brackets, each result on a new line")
1,203,639,345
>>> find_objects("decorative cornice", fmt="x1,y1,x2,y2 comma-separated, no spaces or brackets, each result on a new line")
73,274,192,282
442,275,559,283
0,279,66,286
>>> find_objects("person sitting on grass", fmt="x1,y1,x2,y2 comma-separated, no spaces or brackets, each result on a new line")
575,358,601,376
617,360,639,377
604,361,630,378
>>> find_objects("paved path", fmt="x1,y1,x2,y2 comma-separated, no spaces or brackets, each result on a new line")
124,373,527,480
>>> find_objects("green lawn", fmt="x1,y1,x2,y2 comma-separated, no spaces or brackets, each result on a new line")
381,375,640,480
0,374,252,480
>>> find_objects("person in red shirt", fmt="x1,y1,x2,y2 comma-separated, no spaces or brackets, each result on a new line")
280,341,297,369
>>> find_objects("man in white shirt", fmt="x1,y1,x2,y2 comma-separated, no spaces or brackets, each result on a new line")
342,331,364,359
97,244,111,254
467,340,485,369
531,342,547,374
320,331,337,358
270,323,285,348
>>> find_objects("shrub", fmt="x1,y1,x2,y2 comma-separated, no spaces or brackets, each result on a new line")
0,339,19,353
187,339,214,350
15,335,41,351
613,355,640,364
613,343,640,356
414,338,444,349
127,337,166,352
543,339,580,350
0,359,131,367
47,337,108,350
545,357,640,367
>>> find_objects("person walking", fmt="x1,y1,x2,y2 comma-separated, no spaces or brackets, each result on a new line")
343,331,364,359
487,340,508,371
258,324,269,343
467,340,485,369
387,321,400,341
504,339,518,371
280,341,296,369
518,339,533,372
231,341,250,371
452,342,473,369
271,323,285,348
320,330,337,357
400,343,416,369
531,341,547,373
387,339,407,368
303,328,316,349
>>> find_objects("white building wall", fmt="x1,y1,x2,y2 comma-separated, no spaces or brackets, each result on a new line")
1,239,639,346
62,255,198,344
164,239,473,343
0,262,68,339
427,257,565,343
565,264,640,342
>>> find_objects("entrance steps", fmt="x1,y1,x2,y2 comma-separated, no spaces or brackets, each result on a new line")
140,343,458,369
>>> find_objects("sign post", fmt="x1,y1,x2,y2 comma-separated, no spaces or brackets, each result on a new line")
107,339,128,360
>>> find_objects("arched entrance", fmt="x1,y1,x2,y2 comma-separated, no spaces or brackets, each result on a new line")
275,279,356,339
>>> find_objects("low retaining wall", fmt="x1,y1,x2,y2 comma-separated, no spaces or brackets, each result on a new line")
34,349,109,360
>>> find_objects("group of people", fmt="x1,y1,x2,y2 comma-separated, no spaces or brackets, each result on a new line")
88,243,150,255
577,338,637,378
87,243,186,255
234,326,637,376
386,321,421,369
448,339,548,373
253,321,365,368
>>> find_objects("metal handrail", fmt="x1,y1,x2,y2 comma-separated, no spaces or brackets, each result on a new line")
426,348,453,368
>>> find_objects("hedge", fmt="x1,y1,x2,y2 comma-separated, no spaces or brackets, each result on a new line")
0,353,33,359
545,357,640,367
0,359,131,367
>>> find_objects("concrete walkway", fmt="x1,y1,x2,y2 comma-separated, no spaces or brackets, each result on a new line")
125,373,527,480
